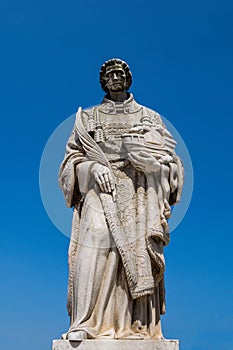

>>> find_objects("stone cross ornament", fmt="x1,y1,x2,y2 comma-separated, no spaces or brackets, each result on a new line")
58,58,184,345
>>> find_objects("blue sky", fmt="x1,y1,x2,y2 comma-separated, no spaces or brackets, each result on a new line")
0,1,233,350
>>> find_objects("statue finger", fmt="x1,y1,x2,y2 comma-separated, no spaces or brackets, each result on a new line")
95,175,105,192
128,154,134,162
99,174,108,192
135,165,144,172
103,174,112,192
139,151,153,158
130,152,145,161
130,151,140,159
129,159,144,171
128,153,140,163
131,157,145,167
108,174,115,191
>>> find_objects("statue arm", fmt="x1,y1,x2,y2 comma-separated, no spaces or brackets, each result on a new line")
168,154,184,205
59,108,116,207
58,113,95,207
153,111,184,205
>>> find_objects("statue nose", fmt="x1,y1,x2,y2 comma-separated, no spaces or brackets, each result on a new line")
113,73,118,80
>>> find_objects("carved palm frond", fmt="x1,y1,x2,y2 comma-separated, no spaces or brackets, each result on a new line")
75,107,110,168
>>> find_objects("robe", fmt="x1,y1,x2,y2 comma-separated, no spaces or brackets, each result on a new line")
59,94,184,339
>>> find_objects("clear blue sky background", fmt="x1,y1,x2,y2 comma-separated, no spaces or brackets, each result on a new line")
0,1,232,350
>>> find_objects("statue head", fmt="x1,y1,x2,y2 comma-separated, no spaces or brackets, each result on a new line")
99,58,132,93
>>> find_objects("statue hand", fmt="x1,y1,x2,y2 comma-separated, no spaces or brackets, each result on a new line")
128,124,150,134
128,151,161,173
158,154,173,164
91,163,115,194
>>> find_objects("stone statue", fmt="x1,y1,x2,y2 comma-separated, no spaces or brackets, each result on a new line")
59,58,184,342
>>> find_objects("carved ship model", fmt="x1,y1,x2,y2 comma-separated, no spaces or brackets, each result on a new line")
121,127,177,159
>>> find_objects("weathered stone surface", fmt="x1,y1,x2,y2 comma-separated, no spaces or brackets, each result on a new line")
58,58,184,341
53,339,179,350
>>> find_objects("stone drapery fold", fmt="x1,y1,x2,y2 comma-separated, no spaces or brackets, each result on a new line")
59,97,184,337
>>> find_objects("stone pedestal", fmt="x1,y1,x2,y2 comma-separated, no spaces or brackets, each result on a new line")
53,339,179,350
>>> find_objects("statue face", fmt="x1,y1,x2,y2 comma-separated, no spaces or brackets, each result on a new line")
105,67,126,92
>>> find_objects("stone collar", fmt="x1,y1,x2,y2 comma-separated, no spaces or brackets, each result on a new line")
99,93,142,114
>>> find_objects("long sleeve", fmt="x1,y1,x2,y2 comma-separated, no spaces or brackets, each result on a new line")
58,123,88,208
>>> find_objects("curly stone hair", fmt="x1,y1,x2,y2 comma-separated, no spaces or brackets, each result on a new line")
99,58,132,93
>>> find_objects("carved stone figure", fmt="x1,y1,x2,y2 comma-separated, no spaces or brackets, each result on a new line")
59,59,184,341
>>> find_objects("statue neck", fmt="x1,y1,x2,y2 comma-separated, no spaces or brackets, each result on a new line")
108,90,128,103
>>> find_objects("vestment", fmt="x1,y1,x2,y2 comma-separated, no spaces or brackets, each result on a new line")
59,94,183,339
